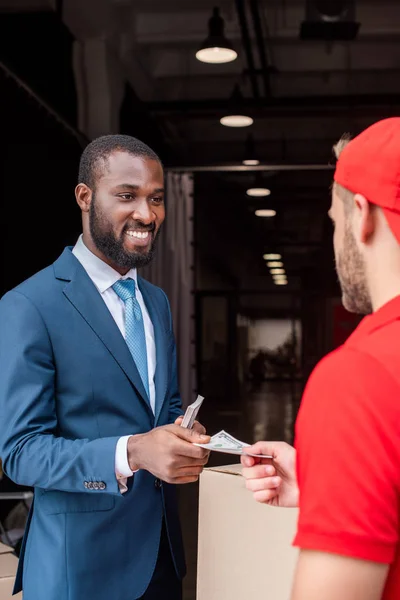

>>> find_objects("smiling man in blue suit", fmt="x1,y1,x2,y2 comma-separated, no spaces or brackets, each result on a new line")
0,135,210,600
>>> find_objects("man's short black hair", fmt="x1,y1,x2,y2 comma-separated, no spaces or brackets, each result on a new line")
78,134,162,189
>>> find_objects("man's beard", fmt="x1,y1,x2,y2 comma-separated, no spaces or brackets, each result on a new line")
89,195,160,270
336,222,372,315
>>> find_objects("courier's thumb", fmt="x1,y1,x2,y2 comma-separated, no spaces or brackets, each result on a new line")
243,441,276,460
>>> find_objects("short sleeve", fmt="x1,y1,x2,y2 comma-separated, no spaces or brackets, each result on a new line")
294,348,400,564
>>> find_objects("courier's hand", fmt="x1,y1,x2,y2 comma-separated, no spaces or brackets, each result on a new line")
241,442,298,508
127,424,210,484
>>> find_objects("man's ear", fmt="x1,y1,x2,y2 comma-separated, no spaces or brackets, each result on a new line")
353,193,375,243
75,184,92,213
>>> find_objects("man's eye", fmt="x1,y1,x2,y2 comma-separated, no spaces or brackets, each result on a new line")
151,197,163,204
119,194,133,201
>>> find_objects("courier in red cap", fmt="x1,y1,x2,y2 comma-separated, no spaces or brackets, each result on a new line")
333,117,400,315
242,118,400,600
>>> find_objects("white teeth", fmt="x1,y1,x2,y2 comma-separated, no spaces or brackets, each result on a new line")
126,231,149,239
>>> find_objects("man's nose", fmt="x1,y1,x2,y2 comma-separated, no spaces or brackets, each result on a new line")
132,198,155,224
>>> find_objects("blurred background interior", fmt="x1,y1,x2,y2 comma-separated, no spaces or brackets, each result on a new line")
0,0,397,597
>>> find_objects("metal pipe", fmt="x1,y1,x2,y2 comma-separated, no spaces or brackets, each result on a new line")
249,0,270,97
147,93,400,115
0,59,87,148
234,0,260,99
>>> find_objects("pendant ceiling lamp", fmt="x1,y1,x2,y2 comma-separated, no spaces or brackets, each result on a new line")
196,7,237,64
220,84,253,128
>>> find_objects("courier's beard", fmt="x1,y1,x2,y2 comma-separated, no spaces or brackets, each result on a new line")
89,195,160,270
336,222,372,315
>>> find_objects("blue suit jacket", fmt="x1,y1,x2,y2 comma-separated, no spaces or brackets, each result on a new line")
0,248,186,600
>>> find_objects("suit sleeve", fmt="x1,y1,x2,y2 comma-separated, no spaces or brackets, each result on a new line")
160,289,183,423
0,291,121,495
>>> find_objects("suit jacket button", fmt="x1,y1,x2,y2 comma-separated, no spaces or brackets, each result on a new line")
93,482,99,490
99,482,106,490
84,481,89,489
154,478,162,489
87,482,94,490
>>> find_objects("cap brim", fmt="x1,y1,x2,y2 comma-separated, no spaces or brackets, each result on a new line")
383,207,400,244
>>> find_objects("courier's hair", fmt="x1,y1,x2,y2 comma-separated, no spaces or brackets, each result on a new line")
333,133,351,161
78,134,162,190
332,133,354,213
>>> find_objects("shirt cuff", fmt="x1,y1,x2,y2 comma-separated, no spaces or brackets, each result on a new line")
115,435,134,478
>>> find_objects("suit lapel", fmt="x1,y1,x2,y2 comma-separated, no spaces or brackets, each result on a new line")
138,278,169,423
54,249,152,415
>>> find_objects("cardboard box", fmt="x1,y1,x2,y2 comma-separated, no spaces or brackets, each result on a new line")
0,543,22,599
197,464,299,600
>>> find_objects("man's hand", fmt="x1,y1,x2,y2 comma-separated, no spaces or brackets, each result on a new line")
241,441,299,507
174,415,206,436
127,424,210,484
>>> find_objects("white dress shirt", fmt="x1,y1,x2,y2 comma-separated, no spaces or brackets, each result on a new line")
72,235,156,488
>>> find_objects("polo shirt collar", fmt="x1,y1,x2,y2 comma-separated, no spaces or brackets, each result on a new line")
347,294,400,343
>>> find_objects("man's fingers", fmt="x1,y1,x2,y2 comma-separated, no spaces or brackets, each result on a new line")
242,464,276,480
174,417,206,438
171,475,201,485
175,456,209,468
174,465,205,478
170,423,210,445
241,455,257,468
192,420,206,436
245,441,278,459
253,489,279,504
174,440,210,460
245,475,281,493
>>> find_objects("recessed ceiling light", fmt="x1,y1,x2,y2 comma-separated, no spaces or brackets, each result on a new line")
255,209,276,217
270,268,285,275
263,253,281,260
275,280,288,285
220,115,254,127
267,261,283,268
243,159,260,166
247,187,271,197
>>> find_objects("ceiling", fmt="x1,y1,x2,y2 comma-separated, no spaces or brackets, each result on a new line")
3,0,397,166
119,0,400,166
0,0,398,299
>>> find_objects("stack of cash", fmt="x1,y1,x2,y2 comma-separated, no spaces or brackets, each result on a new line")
180,395,204,429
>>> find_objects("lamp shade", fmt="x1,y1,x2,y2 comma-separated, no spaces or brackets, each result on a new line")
196,7,237,64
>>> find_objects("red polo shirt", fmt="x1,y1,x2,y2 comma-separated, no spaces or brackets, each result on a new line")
294,296,400,598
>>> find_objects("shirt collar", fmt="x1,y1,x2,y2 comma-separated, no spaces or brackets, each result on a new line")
72,235,137,294
347,294,400,344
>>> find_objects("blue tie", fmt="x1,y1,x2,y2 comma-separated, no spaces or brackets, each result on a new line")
112,278,150,399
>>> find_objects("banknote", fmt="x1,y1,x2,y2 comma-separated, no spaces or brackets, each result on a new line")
180,395,204,429
195,430,273,459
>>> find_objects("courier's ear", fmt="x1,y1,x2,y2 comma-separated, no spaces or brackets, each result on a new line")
353,194,375,244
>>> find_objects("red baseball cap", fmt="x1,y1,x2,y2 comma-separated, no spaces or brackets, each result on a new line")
334,117,400,243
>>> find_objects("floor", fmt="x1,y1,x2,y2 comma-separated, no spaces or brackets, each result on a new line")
178,380,300,600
